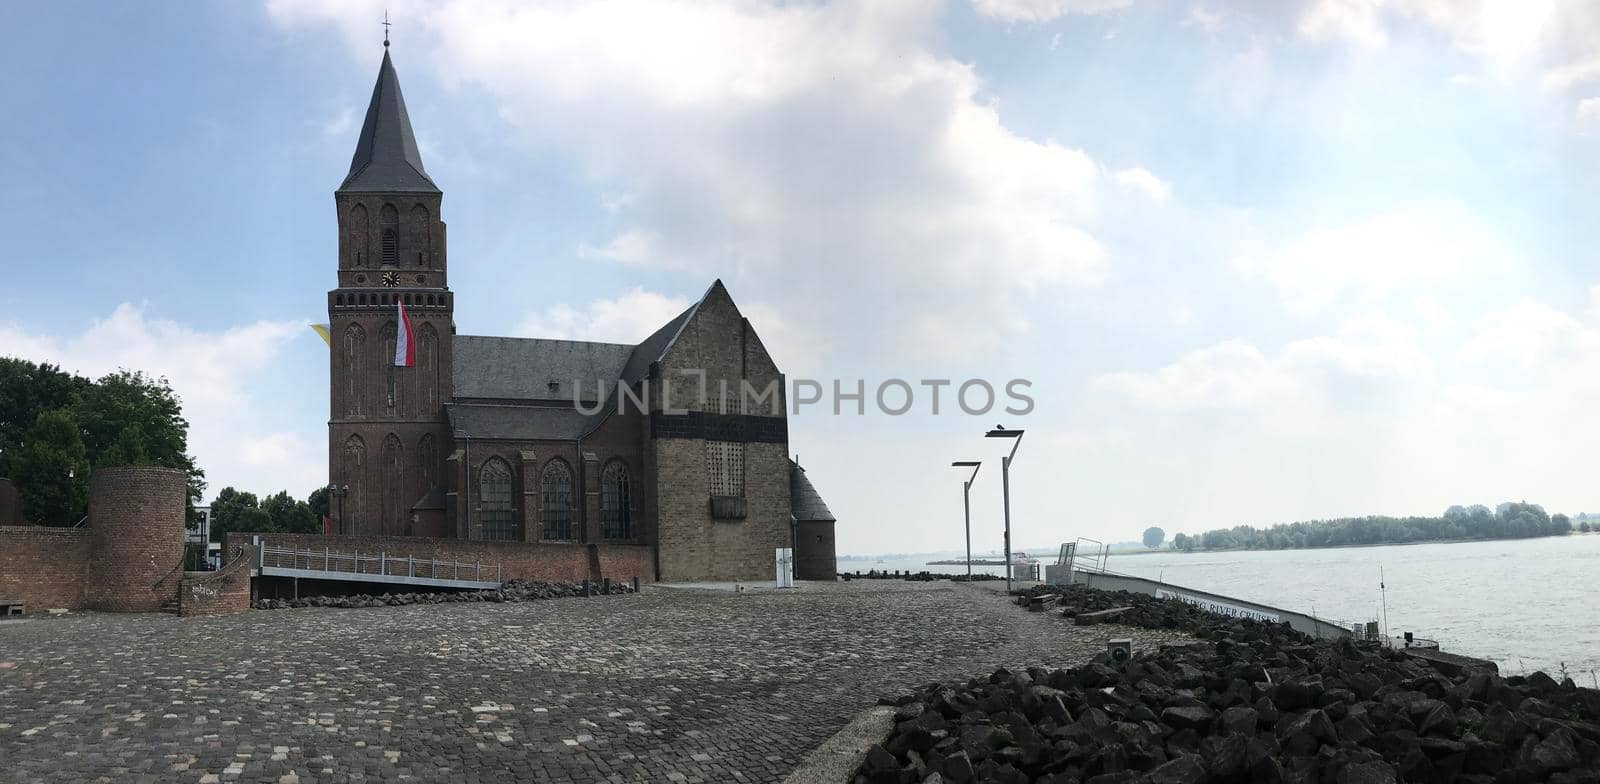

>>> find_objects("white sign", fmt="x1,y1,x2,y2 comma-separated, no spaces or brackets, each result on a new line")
1156,588,1280,622
775,548,794,588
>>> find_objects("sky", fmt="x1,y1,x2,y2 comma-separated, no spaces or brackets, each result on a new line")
4,0,1599,555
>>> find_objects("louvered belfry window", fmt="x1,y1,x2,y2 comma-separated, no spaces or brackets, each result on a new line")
705,441,745,497
381,228,398,266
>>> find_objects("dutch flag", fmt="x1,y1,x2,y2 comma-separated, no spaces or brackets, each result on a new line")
394,299,415,367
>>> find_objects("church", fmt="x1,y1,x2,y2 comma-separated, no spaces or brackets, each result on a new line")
325,47,837,582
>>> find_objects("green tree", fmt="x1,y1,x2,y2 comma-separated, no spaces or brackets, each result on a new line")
1142,526,1165,549
74,370,205,512
308,486,330,528
261,490,318,534
1551,513,1572,535
208,487,261,542
1580,521,1592,533
0,358,88,477
15,409,90,523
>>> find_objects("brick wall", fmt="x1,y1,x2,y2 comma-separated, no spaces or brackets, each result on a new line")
226,532,656,584
795,520,837,580
87,467,187,612
178,545,254,617
0,478,21,524
0,526,90,611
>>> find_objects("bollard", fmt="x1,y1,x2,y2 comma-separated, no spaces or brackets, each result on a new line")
583,579,591,597
602,577,611,595
632,576,640,593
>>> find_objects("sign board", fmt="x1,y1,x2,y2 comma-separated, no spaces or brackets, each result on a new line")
1155,588,1280,623
775,548,794,588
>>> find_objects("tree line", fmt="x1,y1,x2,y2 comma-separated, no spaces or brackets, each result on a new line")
205,486,329,543
1167,501,1580,552
0,358,203,523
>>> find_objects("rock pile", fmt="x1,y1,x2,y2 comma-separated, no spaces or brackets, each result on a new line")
251,578,634,610
858,592,1600,783
1025,585,1259,635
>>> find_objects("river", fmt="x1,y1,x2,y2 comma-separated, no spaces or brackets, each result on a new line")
847,534,1600,680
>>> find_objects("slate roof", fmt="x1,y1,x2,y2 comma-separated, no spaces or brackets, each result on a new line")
448,281,727,442
446,403,594,442
790,460,837,522
339,50,439,193
454,335,634,402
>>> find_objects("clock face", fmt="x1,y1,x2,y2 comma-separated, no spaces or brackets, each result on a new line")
381,271,401,287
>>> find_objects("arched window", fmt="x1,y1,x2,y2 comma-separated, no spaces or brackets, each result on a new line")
417,433,436,487
381,433,403,535
418,323,439,412
479,457,515,541
346,203,368,268
380,203,399,266
601,461,632,540
541,460,574,541
409,203,431,267
342,434,366,534
343,324,366,417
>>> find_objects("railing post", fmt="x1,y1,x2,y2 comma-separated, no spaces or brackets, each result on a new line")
408,555,414,577
476,560,481,580
380,551,386,576
325,547,330,572
431,558,437,579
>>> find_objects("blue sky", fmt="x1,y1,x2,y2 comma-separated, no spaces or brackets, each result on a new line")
5,0,1599,554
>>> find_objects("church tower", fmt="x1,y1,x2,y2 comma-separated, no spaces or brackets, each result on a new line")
328,47,453,537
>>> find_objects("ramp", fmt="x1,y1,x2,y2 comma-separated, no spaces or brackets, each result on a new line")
256,544,503,590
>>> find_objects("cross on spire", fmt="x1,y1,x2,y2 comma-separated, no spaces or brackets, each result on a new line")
382,11,391,47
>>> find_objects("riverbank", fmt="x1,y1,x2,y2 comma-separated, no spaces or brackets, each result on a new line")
857,583,1600,783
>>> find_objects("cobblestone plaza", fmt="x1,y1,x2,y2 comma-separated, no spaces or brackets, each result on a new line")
0,581,1184,783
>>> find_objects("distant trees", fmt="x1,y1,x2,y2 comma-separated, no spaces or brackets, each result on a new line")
209,487,321,542
1169,501,1575,553
1142,526,1165,549
0,359,204,524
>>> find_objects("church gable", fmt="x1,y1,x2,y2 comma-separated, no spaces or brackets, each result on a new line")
653,280,784,414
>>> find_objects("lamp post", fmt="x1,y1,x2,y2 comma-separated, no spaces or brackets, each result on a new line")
985,426,1025,593
330,484,349,535
950,461,981,580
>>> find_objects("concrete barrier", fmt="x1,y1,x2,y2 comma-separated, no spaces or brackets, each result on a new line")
1069,569,1353,640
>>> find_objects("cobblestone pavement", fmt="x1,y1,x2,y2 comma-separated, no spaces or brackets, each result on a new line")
0,580,1188,783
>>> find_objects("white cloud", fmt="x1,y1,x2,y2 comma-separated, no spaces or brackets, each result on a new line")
1232,202,1518,315
1298,0,1558,64
1084,294,1600,528
970,0,1134,23
578,229,665,267
267,0,1122,363
1183,5,1224,32
1576,97,1600,124
1113,167,1171,202
0,304,322,501
514,287,691,344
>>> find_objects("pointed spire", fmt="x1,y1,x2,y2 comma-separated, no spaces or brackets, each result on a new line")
339,49,439,193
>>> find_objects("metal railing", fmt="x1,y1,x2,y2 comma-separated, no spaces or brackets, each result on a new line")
258,544,502,584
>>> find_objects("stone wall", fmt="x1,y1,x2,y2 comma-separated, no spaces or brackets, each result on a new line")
226,531,656,585
651,282,791,581
0,526,90,611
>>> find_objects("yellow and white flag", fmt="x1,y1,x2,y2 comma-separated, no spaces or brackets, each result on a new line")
310,324,331,347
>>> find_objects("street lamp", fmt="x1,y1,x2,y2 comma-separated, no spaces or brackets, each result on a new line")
985,426,1025,593
950,461,981,580
330,484,349,535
